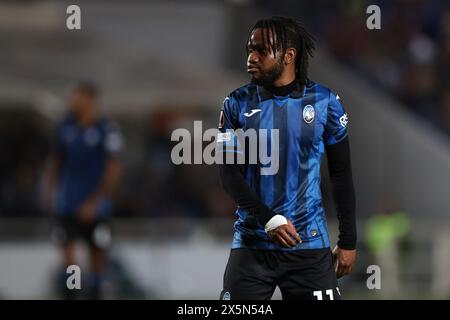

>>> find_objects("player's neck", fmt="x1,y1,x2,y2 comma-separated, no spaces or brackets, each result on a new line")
76,109,97,127
271,69,296,87
265,77,297,96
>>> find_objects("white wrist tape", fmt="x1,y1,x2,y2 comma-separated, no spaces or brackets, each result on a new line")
264,214,288,233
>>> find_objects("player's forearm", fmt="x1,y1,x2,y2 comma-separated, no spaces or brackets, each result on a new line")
333,182,356,250
90,158,122,201
325,137,357,250
218,163,276,227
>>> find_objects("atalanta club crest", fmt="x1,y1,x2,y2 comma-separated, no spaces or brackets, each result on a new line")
303,105,315,124
222,291,230,300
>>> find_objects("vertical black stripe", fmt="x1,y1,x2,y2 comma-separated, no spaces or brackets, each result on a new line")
245,86,261,200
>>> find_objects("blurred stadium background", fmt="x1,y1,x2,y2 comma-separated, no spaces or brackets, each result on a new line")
1,0,450,299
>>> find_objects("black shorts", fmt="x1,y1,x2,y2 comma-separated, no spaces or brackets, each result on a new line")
221,248,340,300
54,216,112,250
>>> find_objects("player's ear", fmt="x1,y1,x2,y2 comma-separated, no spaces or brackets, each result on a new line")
284,48,296,65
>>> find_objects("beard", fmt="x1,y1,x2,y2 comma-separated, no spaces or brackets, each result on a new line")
250,57,284,87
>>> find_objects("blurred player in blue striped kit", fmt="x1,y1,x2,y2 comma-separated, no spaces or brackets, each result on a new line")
43,82,124,299
218,17,356,300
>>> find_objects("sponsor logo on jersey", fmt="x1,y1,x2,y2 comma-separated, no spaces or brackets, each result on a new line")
244,109,261,117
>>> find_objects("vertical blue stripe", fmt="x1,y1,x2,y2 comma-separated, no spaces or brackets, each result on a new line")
244,87,261,198
295,85,317,249
306,85,326,248
258,100,274,208
285,99,301,215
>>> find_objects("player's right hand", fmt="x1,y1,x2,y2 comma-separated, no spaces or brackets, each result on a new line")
267,220,302,248
77,198,98,224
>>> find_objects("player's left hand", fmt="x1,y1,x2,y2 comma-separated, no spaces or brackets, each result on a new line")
332,246,356,278
77,198,98,223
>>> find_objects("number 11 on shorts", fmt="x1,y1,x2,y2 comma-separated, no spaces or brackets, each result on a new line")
313,289,334,300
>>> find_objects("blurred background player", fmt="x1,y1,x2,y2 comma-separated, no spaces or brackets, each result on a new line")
42,82,124,299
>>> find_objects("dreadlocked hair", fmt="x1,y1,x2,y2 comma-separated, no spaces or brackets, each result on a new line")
248,16,316,87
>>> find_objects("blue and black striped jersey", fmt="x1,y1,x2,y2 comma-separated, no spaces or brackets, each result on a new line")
218,80,349,250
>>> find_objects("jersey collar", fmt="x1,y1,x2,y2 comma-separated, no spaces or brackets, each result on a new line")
257,79,306,101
